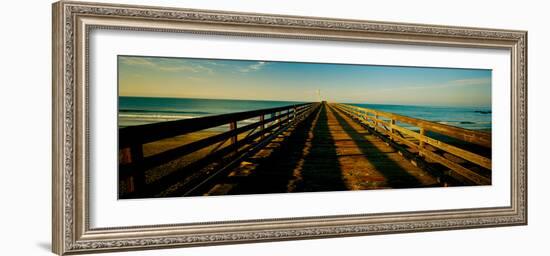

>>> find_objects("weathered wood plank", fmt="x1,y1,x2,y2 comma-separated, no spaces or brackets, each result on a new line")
119,103,311,148
119,111,295,174
336,103,491,148
123,100,492,197
391,124,491,170
420,148,491,185
334,103,491,186
119,103,319,198
202,103,440,195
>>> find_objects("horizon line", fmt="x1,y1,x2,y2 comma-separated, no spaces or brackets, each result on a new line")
119,95,491,108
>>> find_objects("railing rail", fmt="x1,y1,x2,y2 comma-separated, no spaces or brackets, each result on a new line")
119,102,320,198
119,103,311,148
333,103,491,185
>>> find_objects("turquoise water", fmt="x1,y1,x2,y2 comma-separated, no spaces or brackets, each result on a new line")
351,103,491,130
118,97,491,131
119,97,305,128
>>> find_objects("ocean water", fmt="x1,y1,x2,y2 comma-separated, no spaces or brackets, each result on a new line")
351,103,491,131
118,97,491,131
119,97,306,128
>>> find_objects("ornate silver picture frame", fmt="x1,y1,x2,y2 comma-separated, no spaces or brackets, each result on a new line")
52,1,527,255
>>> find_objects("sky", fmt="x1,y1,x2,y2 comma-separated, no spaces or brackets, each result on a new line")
118,55,492,107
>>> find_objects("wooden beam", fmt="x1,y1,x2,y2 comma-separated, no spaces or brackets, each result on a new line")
337,103,491,148
119,103,311,148
391,124,491,170
420,148,491,185
333,103,491,186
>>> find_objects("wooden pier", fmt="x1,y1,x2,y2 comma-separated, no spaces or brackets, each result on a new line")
119,102,491,199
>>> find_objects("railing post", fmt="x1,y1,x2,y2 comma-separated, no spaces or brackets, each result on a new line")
120,144,145,194
260,114,265,139
230,121,238,153
390,119,396,140
374,113,379,131
419,127,425,156
276,111,280,124
293,106,297,123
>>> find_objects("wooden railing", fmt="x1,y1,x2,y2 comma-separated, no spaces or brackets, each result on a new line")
333,103,491,185
119,102,321,198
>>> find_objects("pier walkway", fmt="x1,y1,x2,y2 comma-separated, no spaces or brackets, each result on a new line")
205,103,438,195
118,102,492,198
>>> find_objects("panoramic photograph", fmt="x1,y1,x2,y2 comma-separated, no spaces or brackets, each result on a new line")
117,55,492,199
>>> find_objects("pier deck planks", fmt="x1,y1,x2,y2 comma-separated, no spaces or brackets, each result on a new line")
204,103,439,196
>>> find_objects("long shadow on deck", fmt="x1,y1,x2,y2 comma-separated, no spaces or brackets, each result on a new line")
330,106,422,188
293,104,347,192
226,104,347,194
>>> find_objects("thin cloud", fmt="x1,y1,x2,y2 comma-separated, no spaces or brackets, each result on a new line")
120,57,156,67
240,61,267,73
375,77,491,92
158,65,213,74
449,77,491,86
120,57,213,74
205,61,227,67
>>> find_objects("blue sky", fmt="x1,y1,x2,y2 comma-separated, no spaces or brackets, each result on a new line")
118,56,492,107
